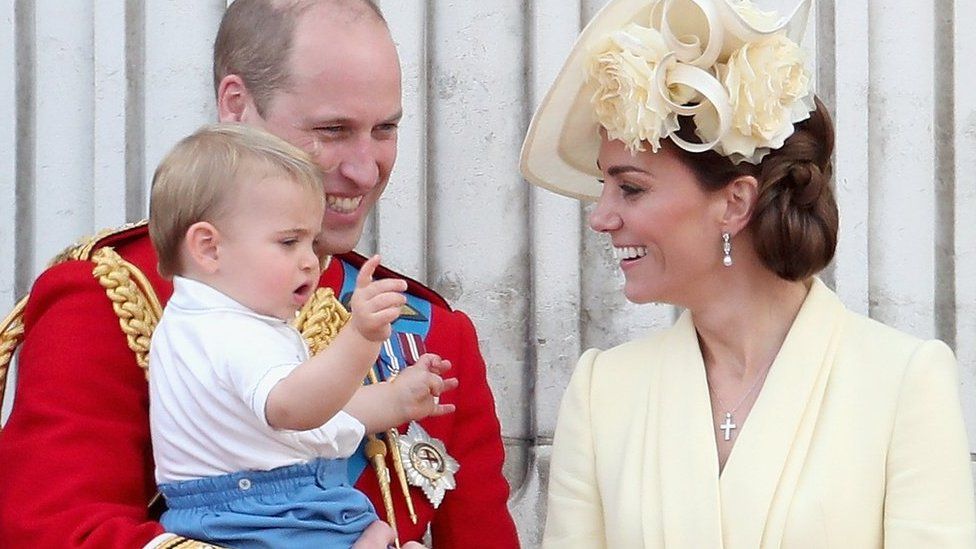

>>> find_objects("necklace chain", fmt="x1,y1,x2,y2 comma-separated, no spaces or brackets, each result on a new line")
708,362,772,414
707,361,774,441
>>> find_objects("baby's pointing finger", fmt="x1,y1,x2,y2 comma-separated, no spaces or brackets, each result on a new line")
355,255,382,289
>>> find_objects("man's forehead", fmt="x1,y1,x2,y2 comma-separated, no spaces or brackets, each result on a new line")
286,10,399,85
291,0,384,28
288,1,394,64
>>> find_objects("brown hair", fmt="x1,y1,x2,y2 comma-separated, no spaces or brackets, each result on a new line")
212,0,385,115
670,97,837,281
148,123,324,279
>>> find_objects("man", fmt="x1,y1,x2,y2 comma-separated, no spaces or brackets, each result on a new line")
0,1,519,547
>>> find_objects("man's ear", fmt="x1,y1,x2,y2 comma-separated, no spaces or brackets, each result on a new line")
216,74,258,123
720,175,760,235
184,221,221,274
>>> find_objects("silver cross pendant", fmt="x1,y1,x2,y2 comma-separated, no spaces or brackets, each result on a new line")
720,412,737,441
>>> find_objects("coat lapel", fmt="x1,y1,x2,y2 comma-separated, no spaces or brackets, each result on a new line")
652,311,725,548
717,279,847,548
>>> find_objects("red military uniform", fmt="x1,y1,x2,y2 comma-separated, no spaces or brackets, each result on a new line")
0,224,519,548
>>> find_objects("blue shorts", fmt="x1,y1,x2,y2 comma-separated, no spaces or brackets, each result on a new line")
159,458,377,549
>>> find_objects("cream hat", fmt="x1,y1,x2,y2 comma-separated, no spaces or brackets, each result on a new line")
519,0,814,201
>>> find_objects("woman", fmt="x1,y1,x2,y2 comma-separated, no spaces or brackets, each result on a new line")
520,0,976,547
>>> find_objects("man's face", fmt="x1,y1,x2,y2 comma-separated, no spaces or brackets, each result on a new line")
240,7,402,255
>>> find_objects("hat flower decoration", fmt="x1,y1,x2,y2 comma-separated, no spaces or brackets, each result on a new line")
521,0,815,200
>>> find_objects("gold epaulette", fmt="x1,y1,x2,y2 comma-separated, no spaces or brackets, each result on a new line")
0,221,151,419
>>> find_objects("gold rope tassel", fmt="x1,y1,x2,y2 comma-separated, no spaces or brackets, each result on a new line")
366,369,418,527
386,426,417,524
365,434,399,549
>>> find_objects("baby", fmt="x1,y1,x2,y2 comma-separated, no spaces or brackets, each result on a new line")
147,123,453,548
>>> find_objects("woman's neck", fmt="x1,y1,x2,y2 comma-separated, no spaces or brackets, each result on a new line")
690,267,811,380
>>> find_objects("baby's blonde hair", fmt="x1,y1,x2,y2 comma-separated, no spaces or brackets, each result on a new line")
149,123,323,279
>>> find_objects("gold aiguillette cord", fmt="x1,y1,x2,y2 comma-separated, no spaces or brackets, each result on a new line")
365,368,418,547
387,424,418,524
364,433,399,549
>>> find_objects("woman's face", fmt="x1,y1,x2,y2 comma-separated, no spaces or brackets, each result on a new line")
590,136,726,305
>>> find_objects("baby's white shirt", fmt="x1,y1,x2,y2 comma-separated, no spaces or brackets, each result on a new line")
150,276,365,484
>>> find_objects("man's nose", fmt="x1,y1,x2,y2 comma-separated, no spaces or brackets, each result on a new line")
337,139,380,190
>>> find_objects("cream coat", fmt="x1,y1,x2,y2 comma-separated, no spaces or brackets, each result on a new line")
544,279,976,548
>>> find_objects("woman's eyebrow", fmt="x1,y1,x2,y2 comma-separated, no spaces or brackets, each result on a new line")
607,165,650,177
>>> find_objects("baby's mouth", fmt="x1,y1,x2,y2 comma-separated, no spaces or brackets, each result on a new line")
293,283,313,304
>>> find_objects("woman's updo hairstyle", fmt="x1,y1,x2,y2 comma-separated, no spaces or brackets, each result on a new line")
670,96,837,281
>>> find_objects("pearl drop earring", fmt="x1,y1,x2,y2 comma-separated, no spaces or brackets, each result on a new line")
722,232,733,267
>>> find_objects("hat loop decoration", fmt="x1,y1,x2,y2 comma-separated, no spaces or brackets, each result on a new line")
520,0,814,201
659,0,725,69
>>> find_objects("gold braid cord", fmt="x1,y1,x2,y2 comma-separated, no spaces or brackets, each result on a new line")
0,222,148,430
91,248,162,377
0,297,28,421
0,222,225,547
294,287,350,355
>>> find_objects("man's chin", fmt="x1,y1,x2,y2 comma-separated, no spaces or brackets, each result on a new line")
317,228,364,257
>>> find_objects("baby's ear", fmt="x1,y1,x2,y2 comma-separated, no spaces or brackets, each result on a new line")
184,221,221,274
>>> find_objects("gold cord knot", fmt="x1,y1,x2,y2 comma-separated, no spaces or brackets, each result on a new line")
91,247,162,375
294,287,350,354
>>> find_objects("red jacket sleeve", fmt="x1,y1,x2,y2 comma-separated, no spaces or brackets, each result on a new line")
0,260,164,547
425,309,520,548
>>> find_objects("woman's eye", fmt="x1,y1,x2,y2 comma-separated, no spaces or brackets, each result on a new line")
620,183,643,196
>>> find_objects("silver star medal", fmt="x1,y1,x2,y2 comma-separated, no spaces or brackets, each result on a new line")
398,421,459,508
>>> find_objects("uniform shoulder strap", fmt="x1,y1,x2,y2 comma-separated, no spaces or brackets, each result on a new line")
0,221,160,420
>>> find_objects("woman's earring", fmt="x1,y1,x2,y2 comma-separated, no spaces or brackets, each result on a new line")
722,232,733,267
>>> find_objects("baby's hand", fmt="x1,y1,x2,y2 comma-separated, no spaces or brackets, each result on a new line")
391,353,458,423
349,255,408,342
351,520,395,548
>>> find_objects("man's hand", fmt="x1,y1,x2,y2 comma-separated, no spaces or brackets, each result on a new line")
391,353,458,422
349,255,408,342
